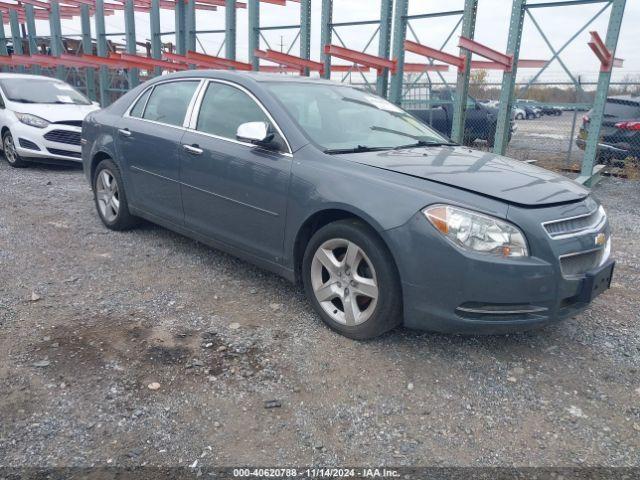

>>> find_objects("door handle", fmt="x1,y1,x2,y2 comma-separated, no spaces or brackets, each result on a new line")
183,144,203,155
118,128,132,137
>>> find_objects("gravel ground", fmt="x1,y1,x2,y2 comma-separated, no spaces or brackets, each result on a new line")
0,159,639,469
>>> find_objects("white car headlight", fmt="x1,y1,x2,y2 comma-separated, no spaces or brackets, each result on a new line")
423,204,529,257
15,112,50,129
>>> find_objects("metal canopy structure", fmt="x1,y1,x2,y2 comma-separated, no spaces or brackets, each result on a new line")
0,0,630,184
491,0,626,185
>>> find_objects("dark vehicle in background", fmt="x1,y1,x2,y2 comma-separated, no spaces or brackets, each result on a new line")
577,95,640,163
409,98,514,147
82,71,613,339
516,101,542,119
541,105,563,116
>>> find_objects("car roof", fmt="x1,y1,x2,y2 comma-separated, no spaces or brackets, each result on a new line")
153,69,340,86
0,73,64,81
607,95,640,102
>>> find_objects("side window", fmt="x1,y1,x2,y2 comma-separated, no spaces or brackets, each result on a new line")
129,88,151,118
142,81,199,127
196,82,271,140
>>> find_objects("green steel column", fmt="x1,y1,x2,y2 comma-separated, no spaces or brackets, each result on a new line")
450,0,478,143
187,0,196,52
124,0,139,87
150,0,162,76
9,10,24,73
175,0,186,55
320,0,332,79
493,0,526,155
248,0,259,70
389,0,408,105
0,13,7,72
376,0,393,97
300,0,311,75
49,1,65,79
95,0,109,106
24,4,40,74
80,4,96,101
225,0,236,61
0,13,8,56
150,0,161,59
579,0,626,185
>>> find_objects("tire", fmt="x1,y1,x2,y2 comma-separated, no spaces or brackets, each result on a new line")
302,219,402,340
92,158,139,231
2,130,28,168
515,113,524,120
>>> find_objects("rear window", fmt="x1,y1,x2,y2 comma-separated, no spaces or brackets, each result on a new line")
604,98,640,118
142,81,199,127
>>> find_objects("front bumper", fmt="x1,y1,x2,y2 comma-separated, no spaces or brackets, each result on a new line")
10,122,82,163
384,201,612,334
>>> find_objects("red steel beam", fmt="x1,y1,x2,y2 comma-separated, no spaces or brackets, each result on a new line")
112,52,189,71
324,44,395,73
254,49,324,74
186,0,246,7
404,40,465,70
470,59,547,70
588,31,623,72
186,50,252,70
403,63,450,73
458,36,512,69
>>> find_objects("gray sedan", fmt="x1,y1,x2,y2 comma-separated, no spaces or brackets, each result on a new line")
82,71,614,339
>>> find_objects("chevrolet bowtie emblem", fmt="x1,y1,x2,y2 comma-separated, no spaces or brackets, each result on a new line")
595,233,606,246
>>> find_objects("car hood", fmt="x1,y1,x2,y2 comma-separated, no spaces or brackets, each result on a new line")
340,146,589,207
7,102,99,123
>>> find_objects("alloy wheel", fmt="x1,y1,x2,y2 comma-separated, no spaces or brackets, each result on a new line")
4,134,17,164
310,238,379,326
95,169,120,222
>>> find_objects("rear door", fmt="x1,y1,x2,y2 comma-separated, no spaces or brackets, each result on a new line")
179,80,292,261
116,79,201,223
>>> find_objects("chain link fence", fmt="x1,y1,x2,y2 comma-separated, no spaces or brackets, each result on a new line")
355,77,640,177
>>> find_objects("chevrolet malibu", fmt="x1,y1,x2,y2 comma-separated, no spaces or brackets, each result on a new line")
82,71,614,339
0,73,99,167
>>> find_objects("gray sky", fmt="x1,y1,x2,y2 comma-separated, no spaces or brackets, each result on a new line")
51,0,639,85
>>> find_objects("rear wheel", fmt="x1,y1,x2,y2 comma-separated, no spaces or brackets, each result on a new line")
2,131,28,168
302,219,402,340
93,159,139,230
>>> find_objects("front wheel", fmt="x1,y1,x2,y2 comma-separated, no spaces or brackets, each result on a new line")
3,131,28,168
93,159,139,230
302,219,402,340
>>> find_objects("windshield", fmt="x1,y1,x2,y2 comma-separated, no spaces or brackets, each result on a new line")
0,78,91,105
265,82,449,151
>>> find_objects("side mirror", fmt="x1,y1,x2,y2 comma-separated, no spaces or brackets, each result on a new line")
236,121,274,145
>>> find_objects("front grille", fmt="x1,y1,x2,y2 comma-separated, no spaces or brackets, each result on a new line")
543,207,605,238
43,129,82,146
18,138,40,150
47,148,81,159
560,249,604,277
54,120,83,127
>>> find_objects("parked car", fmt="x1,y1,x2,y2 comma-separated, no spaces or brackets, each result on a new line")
518,104,539,120
541,105,563,116
408,98,514,147
0,73,99,167
82,71,614,339
513,106,526,120
577,95,640,163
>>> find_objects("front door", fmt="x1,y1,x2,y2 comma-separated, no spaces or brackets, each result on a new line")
116,79,200,223
179,80,292,262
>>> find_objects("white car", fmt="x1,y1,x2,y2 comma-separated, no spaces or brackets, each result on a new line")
0,73,99,167
513,106,526,120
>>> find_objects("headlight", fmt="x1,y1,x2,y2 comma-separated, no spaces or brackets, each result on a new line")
423,204,529,257
15,112,50,129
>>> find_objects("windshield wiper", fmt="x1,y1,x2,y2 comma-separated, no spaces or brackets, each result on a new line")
10,98,37,103
392,140,457,149
324,145,392,154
